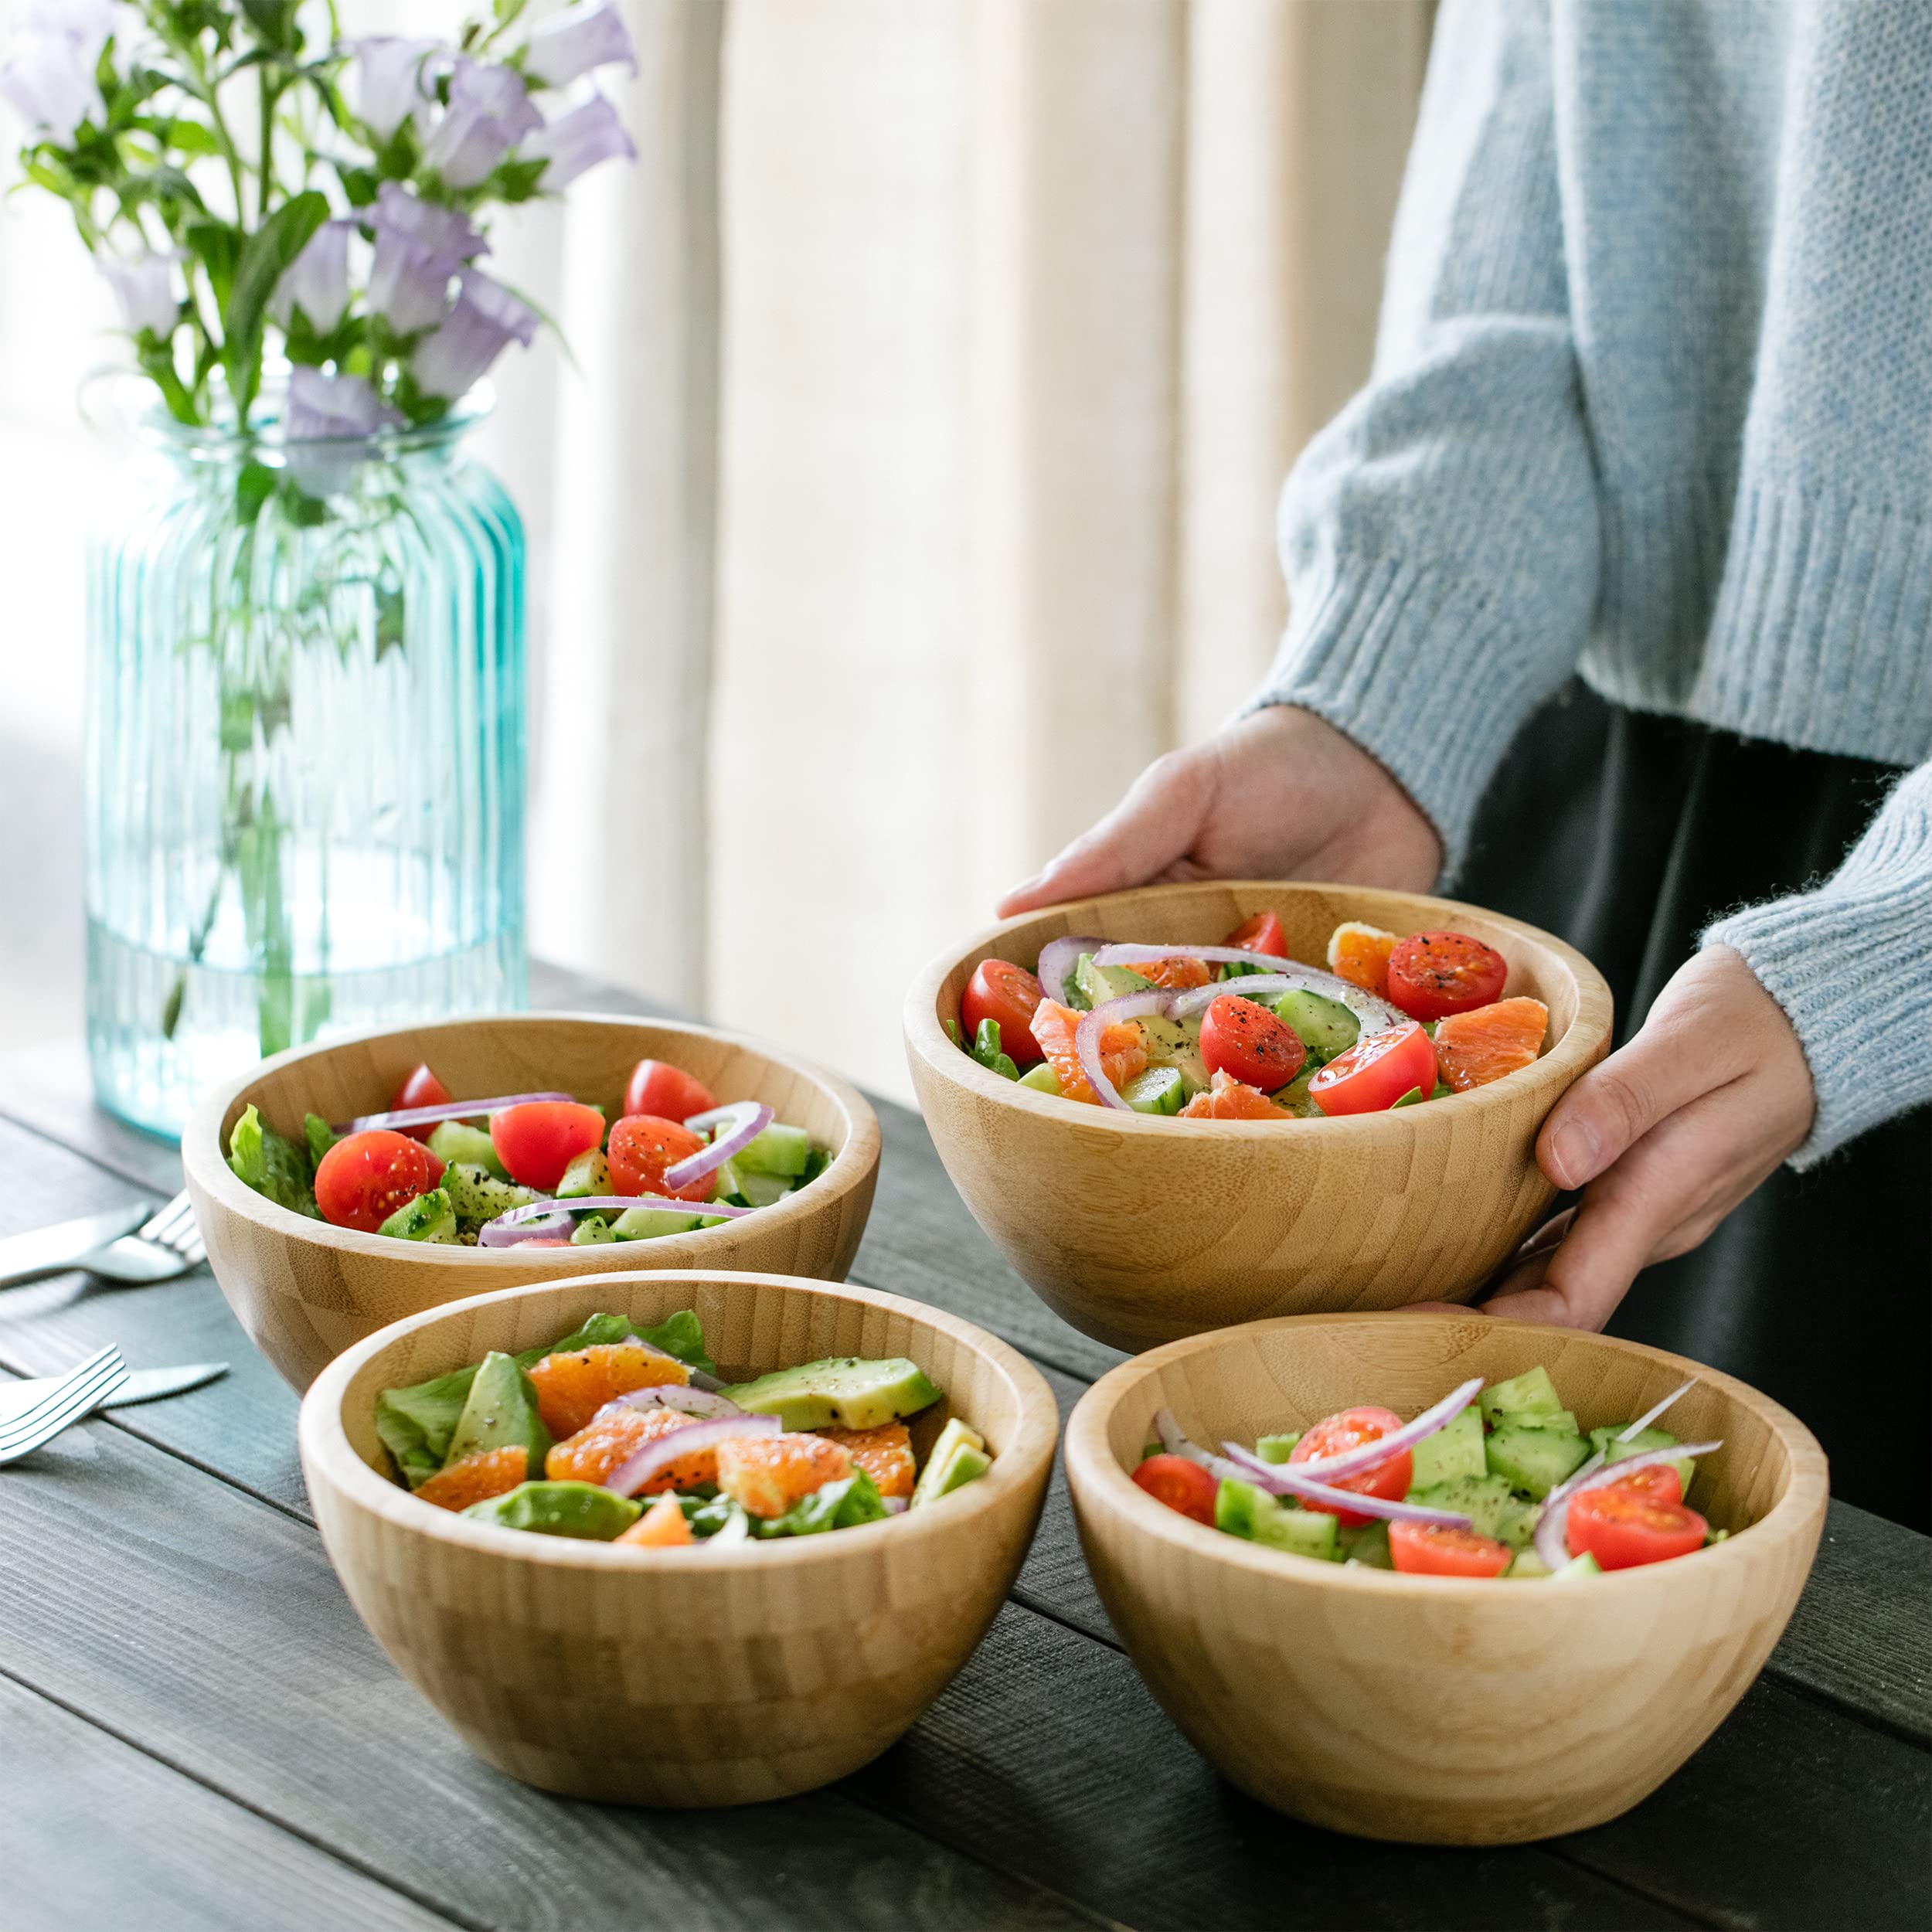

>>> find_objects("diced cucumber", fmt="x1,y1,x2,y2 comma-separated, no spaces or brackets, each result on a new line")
1485,1421,1591,1500
731,1121,813,1178
1272,988,1359,1067
734,1168,795,1209
1255,1431,1301,1464
1590,1424,1696,1496
570,1213,616,1245
1274,1069,1321,1118
1504,1549,1551,1580
1338,1521,1393,1569
610,1204,712,1240
1138,1013,1208,1094
1551,1551,1602,1580
1122,1066,1187,1116
1390,1087,1427,1107
1074,954,1153,1009
426,1120,505,1179
1215,1478,1339,1561
443,1163,542,1230
377,1187,457,1243
554,1148,611,1199
1018,1062,1062,1096
1478,1366,1566,1427
1406,1475,1536,1549
1408,1406,1486,1488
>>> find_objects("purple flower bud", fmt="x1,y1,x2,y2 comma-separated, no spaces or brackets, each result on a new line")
349,37,437,145
422,59,541,190
283,368,405,500
94,247,177,337
371,182,488,264
268,218,353,335
410,270,540,400
368,230,457,337
519,93,635,193
522,1,637,89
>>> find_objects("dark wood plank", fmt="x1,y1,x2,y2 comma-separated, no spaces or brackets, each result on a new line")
1012,1361,1117,1648
0,1414,1115,1932
0,1674,461,1932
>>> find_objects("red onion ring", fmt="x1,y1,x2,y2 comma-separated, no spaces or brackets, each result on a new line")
882,1495,910,1515
1532,1437,1723,1572
477,1208,577,1247
1074,991,1168,1110
663,1101,774,1192
1034,935,1103,1008
1162,968,1403,1036
477,1194,754,1248
1617,1379,1697,1442
604,1411,781,1498
1277,1379,1484,1483
1096,944,1405,1030
338,1090,572,1134
612,1385,744,1420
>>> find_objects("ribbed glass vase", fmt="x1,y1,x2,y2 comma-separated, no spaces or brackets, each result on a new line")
83,378,527,1141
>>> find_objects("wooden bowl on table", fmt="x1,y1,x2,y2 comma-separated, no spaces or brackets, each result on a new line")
183,1013,880,1390
300,1267,1059,1806
905,881,1613,1350
1065,1311,1827,1845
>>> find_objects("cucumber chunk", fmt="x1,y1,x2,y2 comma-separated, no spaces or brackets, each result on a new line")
377,1187,457,1243
1406,1475,1536,1549
1589,1424,1696,1496
1017,1062,1062,1096
426,1120,505,1179
443,1163,542,1231
731,1121,813,1178
1485,1421,1591,1500
1122,1066,1187,1116
1551,1550,1603,1581
1214,1478,1340,1561
1339,1521,1393,1569
570,1213,616,1245
1272,988,1359,1067
1408,1406,1486,1488
1478,1366,1566,1427
554,1148,611,1199
1138,1013,1208,1094
1504,1549,1551,1580
1255,1431,1301,1464
610,1204,713,1240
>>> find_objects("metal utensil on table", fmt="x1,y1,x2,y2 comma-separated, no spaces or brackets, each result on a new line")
0,1191,206,1291
0,1346,127,1464
0,1360,227,1424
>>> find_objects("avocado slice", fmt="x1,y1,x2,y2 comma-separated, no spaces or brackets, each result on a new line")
376,1187,457,1243
1073,952,1153,1010
426,1120,506,1179
1017,1062,1062,1097
461,1481,640,1540
1138,1012,1209,1094
909,1417,990,1508
724,1355,943,1433
445,1351,553,1472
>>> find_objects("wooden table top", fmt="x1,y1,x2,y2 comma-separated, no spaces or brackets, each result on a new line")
2,964,1927,1932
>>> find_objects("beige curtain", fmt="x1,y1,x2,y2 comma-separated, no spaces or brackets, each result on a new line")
532,0,1430,1097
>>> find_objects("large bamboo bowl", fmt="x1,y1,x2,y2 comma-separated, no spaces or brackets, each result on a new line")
905,881,1613,1350
1066,1312,1827,1844
300,1267,1058,1806
184,1012,880,1390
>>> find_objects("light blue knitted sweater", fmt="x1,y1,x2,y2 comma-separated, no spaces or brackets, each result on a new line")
1253,0,1932,1166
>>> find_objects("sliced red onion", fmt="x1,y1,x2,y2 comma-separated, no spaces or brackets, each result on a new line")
1617,1379,1697,1442
1034,935,1103,1008
1532,1438,1724,1572
477,1208,577,1247
881,1495,909,1515
339,1090,572,1134
1163,968,1404,1036
1219,1442,1474,1528
663,1101,773,1192
604,1411,781,1498
478,1194,755,1250
612,1385,744,1420
1075,991,1168,1110
1283,1379,1484,1484
1096,944,1406,1031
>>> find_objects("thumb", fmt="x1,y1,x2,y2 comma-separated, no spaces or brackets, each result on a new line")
1538,1016,1733,1191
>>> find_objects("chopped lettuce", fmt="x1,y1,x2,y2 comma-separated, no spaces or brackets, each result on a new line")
226,1104,320,1219
971,1019,1020,1081
304,1113,337,1169
755,1471,886,1538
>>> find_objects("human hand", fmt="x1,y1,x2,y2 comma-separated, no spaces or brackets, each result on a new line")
995,706,1442,917
1479,945,1816,1330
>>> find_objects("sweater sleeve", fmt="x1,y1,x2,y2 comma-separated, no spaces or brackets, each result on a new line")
1243,0,1600,879
1702,763,1932,1168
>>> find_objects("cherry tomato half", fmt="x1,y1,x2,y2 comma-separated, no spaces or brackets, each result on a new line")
489,1101,606,1191
1604,1462,1684,1509
315,1130,446,1233
1566,1485,1708,1570
1386,930,1508,1022
1224,910,1286,957
1290,1406,1413,1526
963,959,1046,1067
623,1059,717,1125
1308,1022,1439,1115
607,1114,714,1202
389,1062,454,1141
1389,1519,1513,1578
1199,994,1307,1093
1132,1453,1219,1526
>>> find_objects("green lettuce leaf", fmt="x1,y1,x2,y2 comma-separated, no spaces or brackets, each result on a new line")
755,1470,886,1539
304,1113,337,1170
226,1104,320,1218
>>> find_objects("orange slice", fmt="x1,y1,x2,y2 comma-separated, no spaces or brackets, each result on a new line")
1029,1000,1148,1105
546,1402,717,1492
617,1493,695,1547
1138,956,1213,992
816,1420,917,1500
1431,997,1549,1092
1178,1069,1290,1121
1326,921,1396,999
526,1342,690,1440
716,1432,854,1519
415,1444,529,1511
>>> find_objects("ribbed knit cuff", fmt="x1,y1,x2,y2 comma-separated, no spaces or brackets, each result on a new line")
1702,765,1932,1168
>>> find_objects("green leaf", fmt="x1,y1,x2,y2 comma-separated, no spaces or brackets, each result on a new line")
335,163,381,207
168,118,223,157
487,155,548,203
226,1104,321,1218
239,0,301,53
234,461,276,524
224,188,328,415
971,1019,1020,1081
756,1471,888,1539
1389,1087,1426,1109
187,219,239,311
375,583,406,659
304,1114,337,1172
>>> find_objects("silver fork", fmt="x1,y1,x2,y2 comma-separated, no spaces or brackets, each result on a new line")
81,1191,206,1285
0,1346,128,1464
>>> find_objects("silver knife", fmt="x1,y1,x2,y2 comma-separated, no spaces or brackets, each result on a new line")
0,1203,153,1289
0,1360,228,1422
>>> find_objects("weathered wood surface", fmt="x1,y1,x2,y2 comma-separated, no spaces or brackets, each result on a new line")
1,998,1928,1931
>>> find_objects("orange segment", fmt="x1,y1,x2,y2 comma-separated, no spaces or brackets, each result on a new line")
546,1402,719,1492
1177,1069,1290,1121
1327,922,1396,998
1432,997,1549,1092
817,1420,916,1500
526,1342,690,1440
1138,956,1213,992
1029,999,1148,1106
416,1444,528,1511
716,1432,854,1519
617,1492,695,1547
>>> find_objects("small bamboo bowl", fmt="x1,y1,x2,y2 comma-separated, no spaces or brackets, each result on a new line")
184,1012,880,1390
1065,1312,1828,1845
300,1268,1059,1806
905,881,1613,1351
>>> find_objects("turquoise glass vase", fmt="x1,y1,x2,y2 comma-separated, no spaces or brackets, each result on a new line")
83,379,528,1141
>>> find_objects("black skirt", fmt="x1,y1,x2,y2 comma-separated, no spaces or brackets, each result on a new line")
1458,683,1930,1531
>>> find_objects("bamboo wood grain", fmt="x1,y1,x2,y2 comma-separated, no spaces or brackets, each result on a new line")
905,881,1614,1352
1063,1312,1829,1845
182,1013,882,1391
300,1269,1059,1808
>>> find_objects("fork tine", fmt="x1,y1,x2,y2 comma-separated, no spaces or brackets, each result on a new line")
0,1345,120,1437
0,1350,125,1454
141,1192,195,1243
0,1360,128,1461
165,1209,205,1257
179,1238,206,1267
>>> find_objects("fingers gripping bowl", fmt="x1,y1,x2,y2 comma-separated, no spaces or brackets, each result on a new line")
905,883,1613,1350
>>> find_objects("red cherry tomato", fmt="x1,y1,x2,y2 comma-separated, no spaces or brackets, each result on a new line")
1308,1022,1439,1115
1289,1406,1414,1526
607,1114,715,1202
1604,1461,1685,1508
962,959,1046,1067
389,1062,454,1141
1388,1519,1513,1578
1132,1454,1219,1526
1566,1484,1707,1570
488,1101,606,1191
1385,930,1509,1022
622,1059,717,1124
1199,993,1307,1093
315,1130,446,1233
1224,910,1286,957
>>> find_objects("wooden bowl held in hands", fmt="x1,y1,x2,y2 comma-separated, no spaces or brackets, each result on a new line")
183,1013,880,1390
905,881,1614,1350
300,1269,1059,1806
1065,1313,1828,1845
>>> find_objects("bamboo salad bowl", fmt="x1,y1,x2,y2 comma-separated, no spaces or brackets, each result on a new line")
300,1268,1059,1806
905,881,1614,1351
183,1012,881,1390
1065,1312,1828,1845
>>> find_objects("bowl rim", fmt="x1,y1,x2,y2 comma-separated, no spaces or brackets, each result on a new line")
299,1266,1061,1571
903,879,1614,1136
182,1010,882,1264
1063,1310,1828,1596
